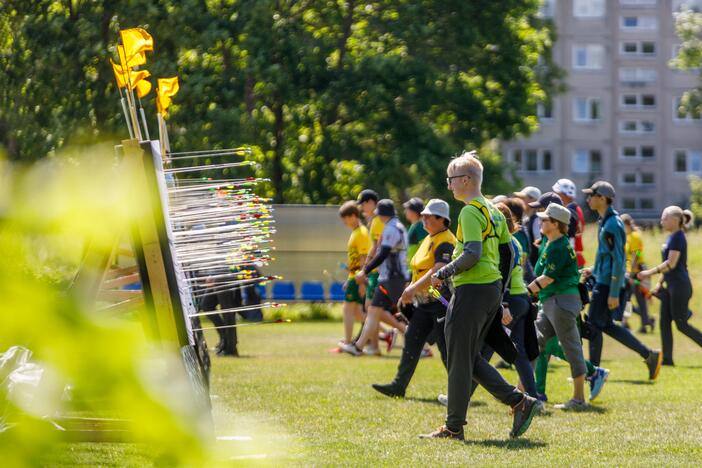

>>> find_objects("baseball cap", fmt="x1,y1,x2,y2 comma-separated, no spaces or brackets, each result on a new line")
552,178,576,198
402,197,424,215
357,189,379,204
582,181,616,199
537,203,571,225
420,199,451,222
375,199,396,217
528,191,563,209
513,186,542,201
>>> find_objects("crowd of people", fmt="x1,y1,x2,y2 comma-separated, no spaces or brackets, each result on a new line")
335,150,702,440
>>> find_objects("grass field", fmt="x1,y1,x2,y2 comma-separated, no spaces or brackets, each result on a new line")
52,227,702,465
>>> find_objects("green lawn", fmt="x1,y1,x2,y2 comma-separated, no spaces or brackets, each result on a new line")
51,228,702,465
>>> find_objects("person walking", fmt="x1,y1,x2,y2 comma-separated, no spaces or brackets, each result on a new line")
637,206,702,366
419,151,538,441
581,181,662,379
553,178,586,268
371,199,455,397
621,213,654,333
403,197,428,264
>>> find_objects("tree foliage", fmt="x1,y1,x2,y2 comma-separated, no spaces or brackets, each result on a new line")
0,1,559,203
671,7,702,120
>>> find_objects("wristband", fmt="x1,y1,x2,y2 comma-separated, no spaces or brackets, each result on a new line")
535,279,544,290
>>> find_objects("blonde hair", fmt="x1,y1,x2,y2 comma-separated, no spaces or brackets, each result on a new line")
448,150,483,186
663,206,695,231
620,213,640,232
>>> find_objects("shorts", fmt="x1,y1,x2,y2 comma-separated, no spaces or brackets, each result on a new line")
366,271,380,300
344,278,364,304
370,277,407,310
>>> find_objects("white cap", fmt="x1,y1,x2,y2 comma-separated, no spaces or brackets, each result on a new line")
514,186,542,201
420,198,451,223
491,195,508,204
537,203,571,225
552,178,576,199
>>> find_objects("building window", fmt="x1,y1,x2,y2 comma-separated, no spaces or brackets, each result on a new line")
573,149,602,174
674,149,702,173
574,97,601,122
619,120,655,134
620,0,657,6
621,41,656,56
621,16,658,30
620,145,656,159
673,97,702,122
620,94,656,109
623,198,637,210
573,45,604,70
537,101,553,120
673,0,702,12
512,149,553,173
574,0,605,17
640,199,655,210
622,173,637,185
641,172,655,185
538,0,556,17
620,68,657,84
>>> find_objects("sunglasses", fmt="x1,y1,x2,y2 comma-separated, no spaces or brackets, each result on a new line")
446,174,471,185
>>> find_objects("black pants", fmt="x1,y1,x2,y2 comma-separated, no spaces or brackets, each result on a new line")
201,288,242,354
391,301,447,390
625,280,650,328
587,283,649,366
445,281,523,431
659,281,702,363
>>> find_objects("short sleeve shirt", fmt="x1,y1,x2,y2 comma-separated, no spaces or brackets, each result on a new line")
452,196,511,286
510,236,528,295
370,216,385,243
625,230,644,273
407,221,428,264
534,235,580,301
347,225,371,278
662,230,689,285
378,217,409,281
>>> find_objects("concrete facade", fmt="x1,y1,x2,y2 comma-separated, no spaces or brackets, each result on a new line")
502,0,702,218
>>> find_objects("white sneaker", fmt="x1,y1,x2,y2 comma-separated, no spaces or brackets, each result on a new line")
420,347,434,358
363,346,381,356
553,399,588,411
339,342,362,356
437,394,448,407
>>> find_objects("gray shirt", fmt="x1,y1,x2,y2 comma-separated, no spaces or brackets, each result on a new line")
378,217,409,282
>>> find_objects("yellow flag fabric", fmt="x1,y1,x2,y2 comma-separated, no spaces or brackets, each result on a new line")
110,60,151,96
156,77,179,115
120,28,154,62
117,45,146,68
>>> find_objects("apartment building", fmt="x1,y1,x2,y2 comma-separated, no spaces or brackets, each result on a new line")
502,0,702,218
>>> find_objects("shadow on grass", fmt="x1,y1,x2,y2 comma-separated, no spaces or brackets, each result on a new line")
404,397,486,407
464,438,547,450
612,379,654,385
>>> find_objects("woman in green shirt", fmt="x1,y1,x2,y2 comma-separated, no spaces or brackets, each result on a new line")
527,203,587,410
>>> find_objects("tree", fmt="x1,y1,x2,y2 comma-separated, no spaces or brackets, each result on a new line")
671,6,702,118
0,1,559,204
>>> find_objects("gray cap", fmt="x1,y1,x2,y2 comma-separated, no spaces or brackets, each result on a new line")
528,191,563,209
582,181,616,198
402,197,424,214
537,203,571,225
375,199,396,217
514,186,542,201
420,198,451,222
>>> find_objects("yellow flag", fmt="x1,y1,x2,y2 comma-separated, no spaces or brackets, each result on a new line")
120,28,154,63
117,45,146,68
111,60,151,94
157,77,179,115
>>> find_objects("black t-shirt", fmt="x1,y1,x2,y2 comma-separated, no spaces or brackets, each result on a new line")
566,202,579,239
662,230,689,285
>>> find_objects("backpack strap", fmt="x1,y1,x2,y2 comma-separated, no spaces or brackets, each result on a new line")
468,199,497,241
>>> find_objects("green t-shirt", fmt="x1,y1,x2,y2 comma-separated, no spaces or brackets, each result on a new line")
452,196,511,286
407,221,428,264
514,230,529,257
534,235,580,301
510,235,528,295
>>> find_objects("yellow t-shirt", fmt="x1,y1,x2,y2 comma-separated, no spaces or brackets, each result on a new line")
410,229,457,297
625,230,645,273
370,216,385,243
347,225,371,278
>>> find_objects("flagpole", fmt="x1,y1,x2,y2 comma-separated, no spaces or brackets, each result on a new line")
117,86,135,139
137,96,151,140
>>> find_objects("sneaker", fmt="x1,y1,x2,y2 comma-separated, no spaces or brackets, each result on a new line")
384,328,398,353
536,393,548,403
588,367,610,401
371,383,405,398
420,347,433,358
437,394,448,407
534,400,547,414
363,346,381,356
646,350,663,380
509,395,538,438
418,425,464,441
554,398,588,411
339,341,362,356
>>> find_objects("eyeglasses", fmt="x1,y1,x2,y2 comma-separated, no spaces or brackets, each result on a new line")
446,174,470,185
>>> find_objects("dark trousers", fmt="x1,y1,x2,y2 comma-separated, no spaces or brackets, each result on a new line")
201,288,241,354
505,294,538,397
588,283,649,366
625,281,650,327
659,282,702,363
391,301,448,390
445,282,523,431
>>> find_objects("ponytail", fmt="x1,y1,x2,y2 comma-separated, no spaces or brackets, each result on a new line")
683,209,695,231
